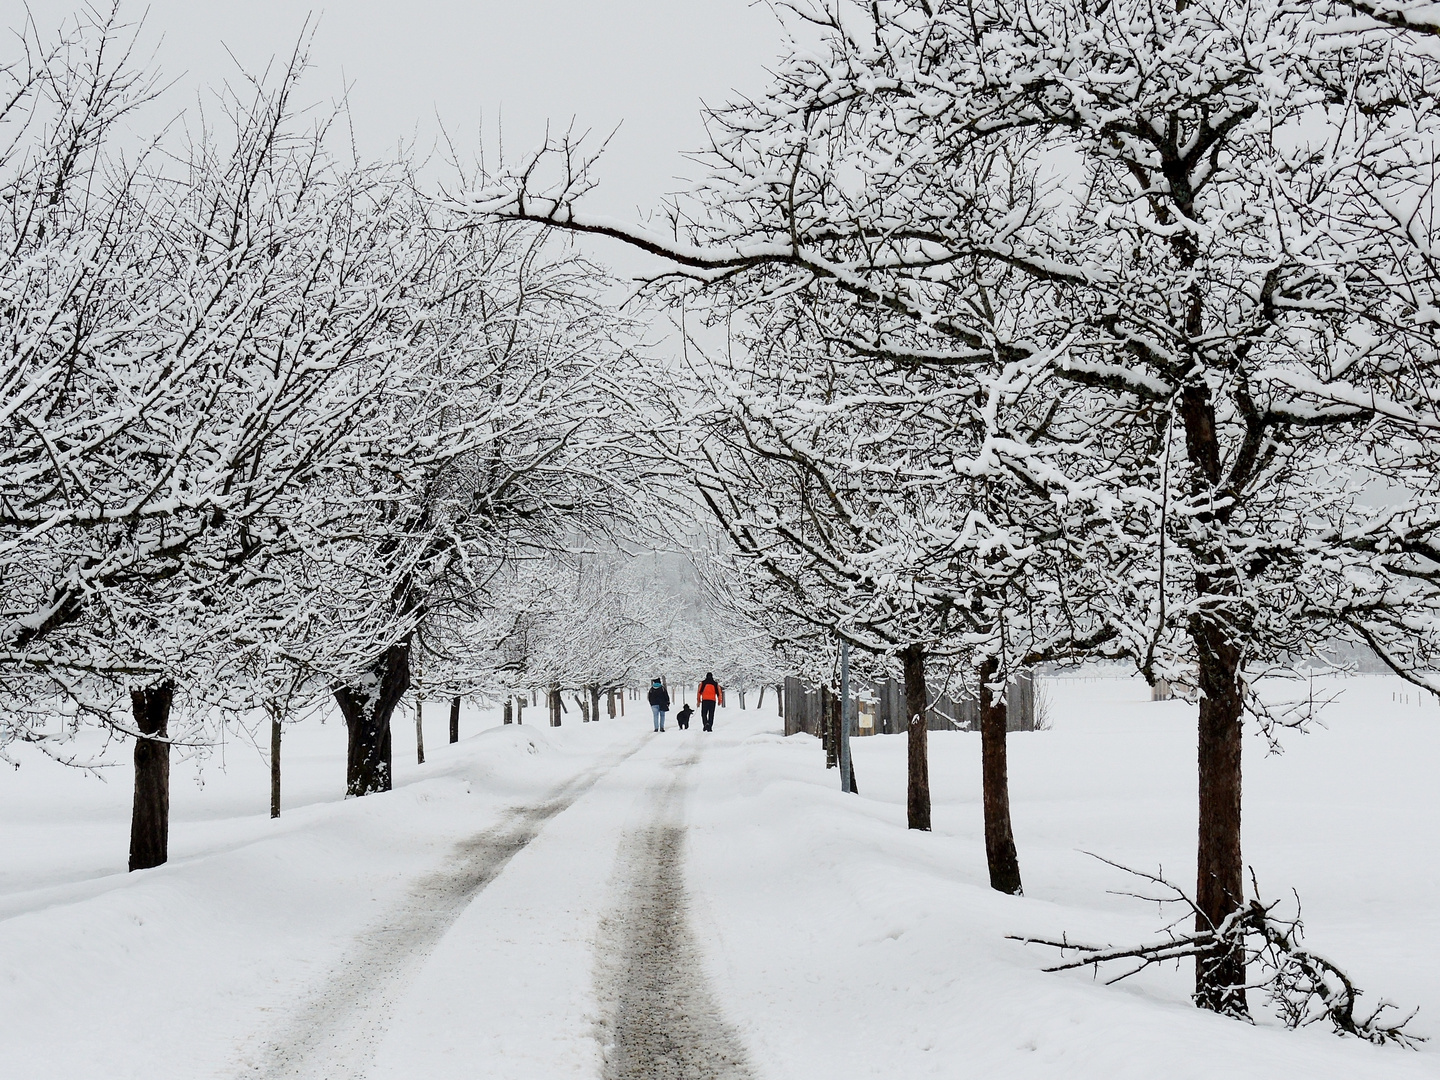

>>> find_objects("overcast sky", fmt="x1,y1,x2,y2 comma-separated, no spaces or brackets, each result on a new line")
17,1,783,222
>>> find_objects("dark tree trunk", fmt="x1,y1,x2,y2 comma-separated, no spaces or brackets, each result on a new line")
270,713,281,820
1194,620,1247,1015
334,643,409,797
129,681,174,871
607,687,616,718
415,698,426,764
549,685,562,727
902,644,931,831
1179,380,1249,1017
449,695,460,743
515,696,524,725
504,699,514,725
979,657,1023,895
591,683,602,722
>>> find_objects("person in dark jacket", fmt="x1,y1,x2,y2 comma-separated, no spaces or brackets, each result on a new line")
675,703,694,730
647,678,670,732
697,673,721,731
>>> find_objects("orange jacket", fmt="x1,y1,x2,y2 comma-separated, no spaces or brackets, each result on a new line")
698,679,720,703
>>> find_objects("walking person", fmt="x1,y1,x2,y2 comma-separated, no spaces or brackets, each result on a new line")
698,672,721,732
648,678,670,732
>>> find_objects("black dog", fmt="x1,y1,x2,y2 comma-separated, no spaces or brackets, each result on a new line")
676,704,694,730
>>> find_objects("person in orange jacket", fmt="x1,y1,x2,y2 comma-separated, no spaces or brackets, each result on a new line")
697,673,722,731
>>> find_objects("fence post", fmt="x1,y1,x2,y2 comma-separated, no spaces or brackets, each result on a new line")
840,640,855,793
1006,671,1036,732
821,685,837,768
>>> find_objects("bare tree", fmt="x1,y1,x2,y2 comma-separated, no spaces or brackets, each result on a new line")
0,17,455,863
288,218,639,796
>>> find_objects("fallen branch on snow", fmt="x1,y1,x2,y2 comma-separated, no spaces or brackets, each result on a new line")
1009,860,1424,1049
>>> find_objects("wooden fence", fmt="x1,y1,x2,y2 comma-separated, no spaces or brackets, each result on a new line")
782,671,1036,736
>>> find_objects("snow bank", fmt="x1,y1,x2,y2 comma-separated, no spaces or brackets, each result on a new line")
685,673,1440,1079
0,707,641,1079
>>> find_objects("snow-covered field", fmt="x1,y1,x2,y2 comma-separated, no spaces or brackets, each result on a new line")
1,674,1436,1078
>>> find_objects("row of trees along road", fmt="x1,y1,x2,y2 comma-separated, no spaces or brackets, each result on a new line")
471,0,1440,1027
0,12,642,868
466,546,790,726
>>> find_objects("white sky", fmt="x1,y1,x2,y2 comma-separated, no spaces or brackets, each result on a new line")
16,1,783,222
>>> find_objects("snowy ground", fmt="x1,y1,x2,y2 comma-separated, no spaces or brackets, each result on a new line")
1,675,1436,1078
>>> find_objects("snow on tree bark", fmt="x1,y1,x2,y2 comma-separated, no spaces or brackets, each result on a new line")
334,644,410,798
902,644,931,833
1195,630,1248,1014
979,658,1023,897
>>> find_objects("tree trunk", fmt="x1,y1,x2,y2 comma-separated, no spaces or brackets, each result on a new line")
449,695,460,743
1180,380,1249,1017
334,643,409,797
901,644,931,831
549,685,562,727
129,681,174,871
504,699,513,725
270,712,281,820
515,695,524,725
591,683,602,722
979,657,1023,895
607,687,616,718
415,698,426,764
1194,620,1247,1015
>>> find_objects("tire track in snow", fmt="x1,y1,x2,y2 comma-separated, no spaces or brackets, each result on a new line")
237,733,648,1080
597,745,754,1080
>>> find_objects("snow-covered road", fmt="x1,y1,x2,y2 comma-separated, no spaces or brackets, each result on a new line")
249,733,650,1079
245,730,754,1080
358,725,762,1080
596,744,753,1080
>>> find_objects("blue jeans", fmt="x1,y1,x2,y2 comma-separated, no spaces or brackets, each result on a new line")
652,705,666,731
